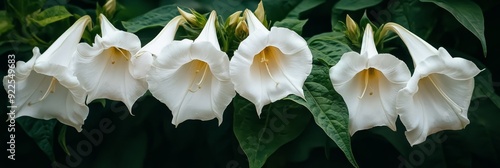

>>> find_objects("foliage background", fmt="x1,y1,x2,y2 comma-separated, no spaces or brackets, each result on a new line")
1,0,500,167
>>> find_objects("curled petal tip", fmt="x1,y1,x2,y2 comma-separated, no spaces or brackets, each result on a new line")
195,10,219,49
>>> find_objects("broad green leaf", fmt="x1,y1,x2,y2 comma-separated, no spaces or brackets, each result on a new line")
472,69,500,109
66,5,87,17
284,119,336,162
6,0,45,21
263,0,302,22
330,6,343,31
29,6,72,27
233,97,311,168
210,0,249,18
421,0,487,56
17,117,57,161
390,0,438,39
359,11,376,31
334,0,383,11
273,18,307,35
451,95,500,166
0,11,14,36
307,32,352,66
122,5,187,33
285,65,358,168
287,0,327,18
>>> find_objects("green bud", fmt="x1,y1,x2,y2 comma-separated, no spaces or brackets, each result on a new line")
103,0,116,17
178,7,197,25
253,1,268,28
345,14,361,46
235,19,248,39
227,11,243,28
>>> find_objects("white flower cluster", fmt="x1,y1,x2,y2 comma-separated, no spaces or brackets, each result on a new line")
3,8,312,131
329,23,481,146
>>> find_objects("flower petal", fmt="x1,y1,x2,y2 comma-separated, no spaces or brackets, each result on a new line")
329,52,368,86
130,51,153,79
148,40,235,126
34,15,91,82
4,49,88,132
360,24,378,57
100,30,141,54
99,14,119,36
33,16,90,105
130,16,184,79
194,11,220,49
335,68,399,134
244,9,268,34
367,54,411,84
138,16,184,56
397,53,480,146
383,22,438,64
231,27,312,116
330,53,409,135
75,19,145,112
75,44,147,112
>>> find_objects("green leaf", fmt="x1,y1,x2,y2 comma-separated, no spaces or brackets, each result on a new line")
472,69,500,109
285,65,358,168
6,0,45,20
330,6,344,30
307,32,352,66
0,11,14,36
29,6,72,27
263,0,302,22
287,0,327,18
390,0,438,40
17,117,57,161
420,0,487,56
233,97,311,168
273,18,307,35
334,0,383,11
122,5,186,33
359,11,376,30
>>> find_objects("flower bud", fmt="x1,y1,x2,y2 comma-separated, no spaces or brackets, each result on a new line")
346,14,361,46
227,11,243,28
178,7,198,25
103,0,116,17
253,1,268,28
235,19,248,39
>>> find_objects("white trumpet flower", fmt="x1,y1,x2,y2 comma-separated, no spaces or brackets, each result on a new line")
383,22,482,146
131,16,185,79
74,14,146,113
230,9,312,116
3,16,91,131
329,24,411,135
147,11,235,126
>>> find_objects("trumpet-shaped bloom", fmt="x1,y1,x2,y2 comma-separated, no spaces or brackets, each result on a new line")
383,23,482,146
3,16,91,131
131,16,185,79
147,11,235,126
75,14,146,113
329,24,411,135
230,10,312,116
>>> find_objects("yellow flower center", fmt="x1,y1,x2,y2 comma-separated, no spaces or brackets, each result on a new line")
254,46,281,86
29,77,57,106
188,60,209,92
359,68,378,98
109,47,131,64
